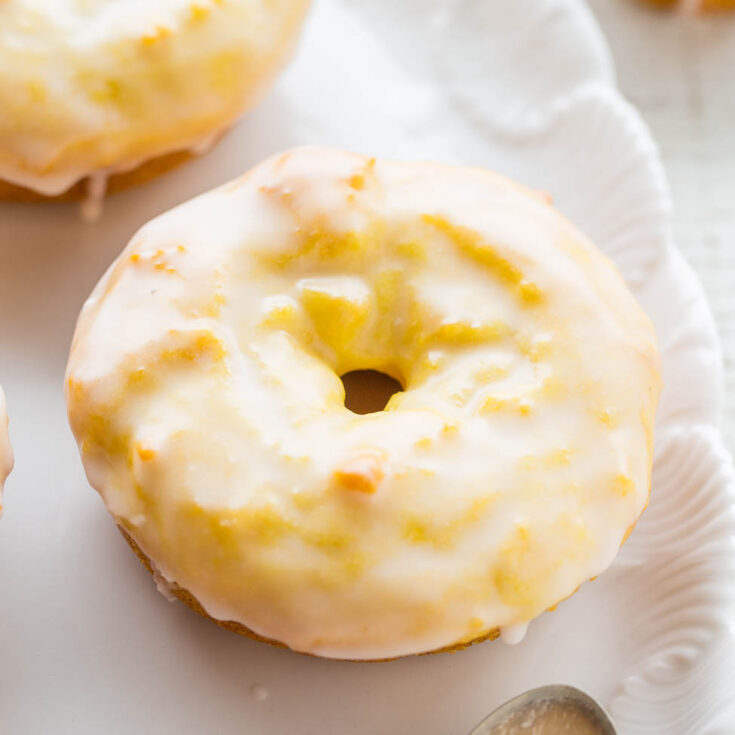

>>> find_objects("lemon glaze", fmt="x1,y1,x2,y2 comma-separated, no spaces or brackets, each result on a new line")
0,0,310,196
66,148,661,659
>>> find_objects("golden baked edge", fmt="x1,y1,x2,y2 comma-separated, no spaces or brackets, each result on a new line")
117,525,501,662
118,516,644,660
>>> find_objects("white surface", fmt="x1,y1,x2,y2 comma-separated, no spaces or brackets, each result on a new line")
587,0,735,452
0,0,733,732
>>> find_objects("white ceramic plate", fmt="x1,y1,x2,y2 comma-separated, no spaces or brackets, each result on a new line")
1,1,733,733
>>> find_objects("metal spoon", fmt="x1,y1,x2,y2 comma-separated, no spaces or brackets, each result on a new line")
469,685,617,735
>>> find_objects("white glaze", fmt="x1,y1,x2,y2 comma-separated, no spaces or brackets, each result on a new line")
1,0,732,729
80,173,108,223
66,148,660,660
0,0,310,196
499,622,529,646
0,386,12,512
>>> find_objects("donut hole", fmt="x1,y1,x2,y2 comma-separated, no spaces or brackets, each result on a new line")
341,370,403,415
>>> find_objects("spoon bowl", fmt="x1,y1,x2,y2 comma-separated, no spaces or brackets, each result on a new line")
469,685,617,735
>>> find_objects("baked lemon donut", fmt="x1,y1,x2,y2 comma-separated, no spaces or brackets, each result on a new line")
0,386,12,512
66,148,661,660
0,0,310,208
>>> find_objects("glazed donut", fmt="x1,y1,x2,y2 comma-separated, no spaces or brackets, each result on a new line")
0,0,310,206
66,148,660,660
0,387,12,512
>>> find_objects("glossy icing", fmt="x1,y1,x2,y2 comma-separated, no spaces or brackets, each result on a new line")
0,0,310,196
66,148,661,659
0,386,12,512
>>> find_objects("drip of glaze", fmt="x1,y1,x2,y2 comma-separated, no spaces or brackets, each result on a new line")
149,558,177,602
76,133,222,221
189,131,221,156
80,173,108,223
500,622,529,645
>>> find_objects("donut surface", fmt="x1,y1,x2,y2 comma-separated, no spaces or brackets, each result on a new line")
66,148,661,660
0,387,12,512
0,0,310,197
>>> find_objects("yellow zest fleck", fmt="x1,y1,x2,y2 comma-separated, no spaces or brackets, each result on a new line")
422,214,544,306
404,519,430,544
67,376,84,402
261,298,299,327
91,78,122,104
428,320,508,347
465,495,496,522
291,491,318,511
136,445,156,461
493,524,536,608
81,414,129,459
300,280,370,350
189,3,210,22
161,332,227,365
267,228,370,269
515,333,552,362
348,158,375,190
349,173,365,190
129,253,141,263
480,395,532,416
141,25,171,47
405,494,497,549
546,448,571,466
208,50,244,91
126,367,149,386
469,616,485,631
613,473,635,497
241,504,292,545
450,386,473,407
595,408,619,428
309,531,353,551
333,449,386,494
341,554,366,581
540,375,565,399
482,396,504,413
27,80,46,102
203,291,226,318
519,280,543,304
395,240,426,260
